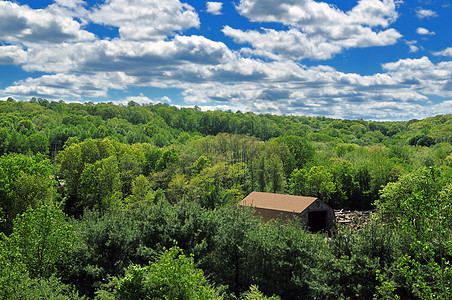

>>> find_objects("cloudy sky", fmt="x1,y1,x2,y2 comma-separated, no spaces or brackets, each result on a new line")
0,0,451,120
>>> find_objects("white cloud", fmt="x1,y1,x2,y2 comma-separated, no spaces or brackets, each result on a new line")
16,35,234,74
434,47,452,57
172,53,452,120
0,45,28,64
416,8,437,19
223,26,341,60
0,1,95,44
405,40,419,53
236,0,399,28
223,25,401,60
416,27,435,35
2,73,131,99
227,0,401,60
382,57,452,97
383,56,433,71
89,0,199,40
185,82,435,120
408,45,419,53
206,2,223,15
109,94,172,106
5,47,452,120
54,0,86,9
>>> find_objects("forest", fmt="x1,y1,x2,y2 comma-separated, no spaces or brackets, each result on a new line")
0,97,451,299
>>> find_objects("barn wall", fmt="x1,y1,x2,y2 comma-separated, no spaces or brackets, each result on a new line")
252,207,300,223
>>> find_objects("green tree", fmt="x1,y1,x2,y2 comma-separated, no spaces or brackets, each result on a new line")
27,133,50,155
256,154,267,192
6,275,84,300
79,156,122,212
192,155,212,176
166,174,188,203
125,175,155,205
267,155,285,193
290,166,336,203
113,246,218,300
17,119,36,136
376,167,452,299
57,138,118,214
144,148,163,174
1,204,75,278
0,153,55,233
289,168,308,196
156,148,180,172
0,127,11,155
241,285,280,300
274,135,314,169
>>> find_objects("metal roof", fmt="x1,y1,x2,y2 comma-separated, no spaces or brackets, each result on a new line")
239,191,318,213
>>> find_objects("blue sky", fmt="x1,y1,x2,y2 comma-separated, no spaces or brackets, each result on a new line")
0,0,451,120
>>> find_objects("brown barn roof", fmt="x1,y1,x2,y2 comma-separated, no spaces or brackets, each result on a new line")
239,192,318,213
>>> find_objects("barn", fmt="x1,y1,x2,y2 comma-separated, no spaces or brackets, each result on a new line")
239,191,335,232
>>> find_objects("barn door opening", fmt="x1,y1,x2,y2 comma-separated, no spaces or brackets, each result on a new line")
308,210,327,232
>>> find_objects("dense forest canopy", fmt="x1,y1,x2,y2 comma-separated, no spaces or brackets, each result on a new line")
0,97,451,299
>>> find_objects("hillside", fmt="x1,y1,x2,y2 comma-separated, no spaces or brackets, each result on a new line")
0,98,451,299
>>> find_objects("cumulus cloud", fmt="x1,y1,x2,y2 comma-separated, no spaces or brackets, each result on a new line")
405,40,419,53
434,47,452,57
0,1,94,44
236,0,399,28
0,45,28,65
416,27,435,35
17,35,234,75
223,27,341,60
206,2,223,15
182,79,434,120
2,72,131,99
382,57,452,97
5,45,451,120
416,8,437,19
408,45,419,53
107,94,172,106
89,0,199,40
225,0,402,60
172,52,452,120
223,25,401,60
54,0,86,9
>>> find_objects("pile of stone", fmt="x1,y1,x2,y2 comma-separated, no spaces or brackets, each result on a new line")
334,209,378,229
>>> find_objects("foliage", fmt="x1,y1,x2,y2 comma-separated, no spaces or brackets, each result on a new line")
0,99,451,299
240,285,280,300
4,275,85,300
328,222,411,299
376,167,452,299
1,204,75,278
0,153,55,233
112,246,218,300
0,204,77,298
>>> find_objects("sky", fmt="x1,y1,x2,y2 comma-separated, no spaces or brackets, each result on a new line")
0,0,451,121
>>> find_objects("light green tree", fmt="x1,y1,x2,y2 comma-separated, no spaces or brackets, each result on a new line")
125,175,155,205
290,166,336,203
375,167,452,299
79,156,122,212
0,153,55,233
192,155,211,176
107,246,218,300
5,204,75,278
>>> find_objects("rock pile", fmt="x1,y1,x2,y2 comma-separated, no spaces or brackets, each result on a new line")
334,209,378,229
